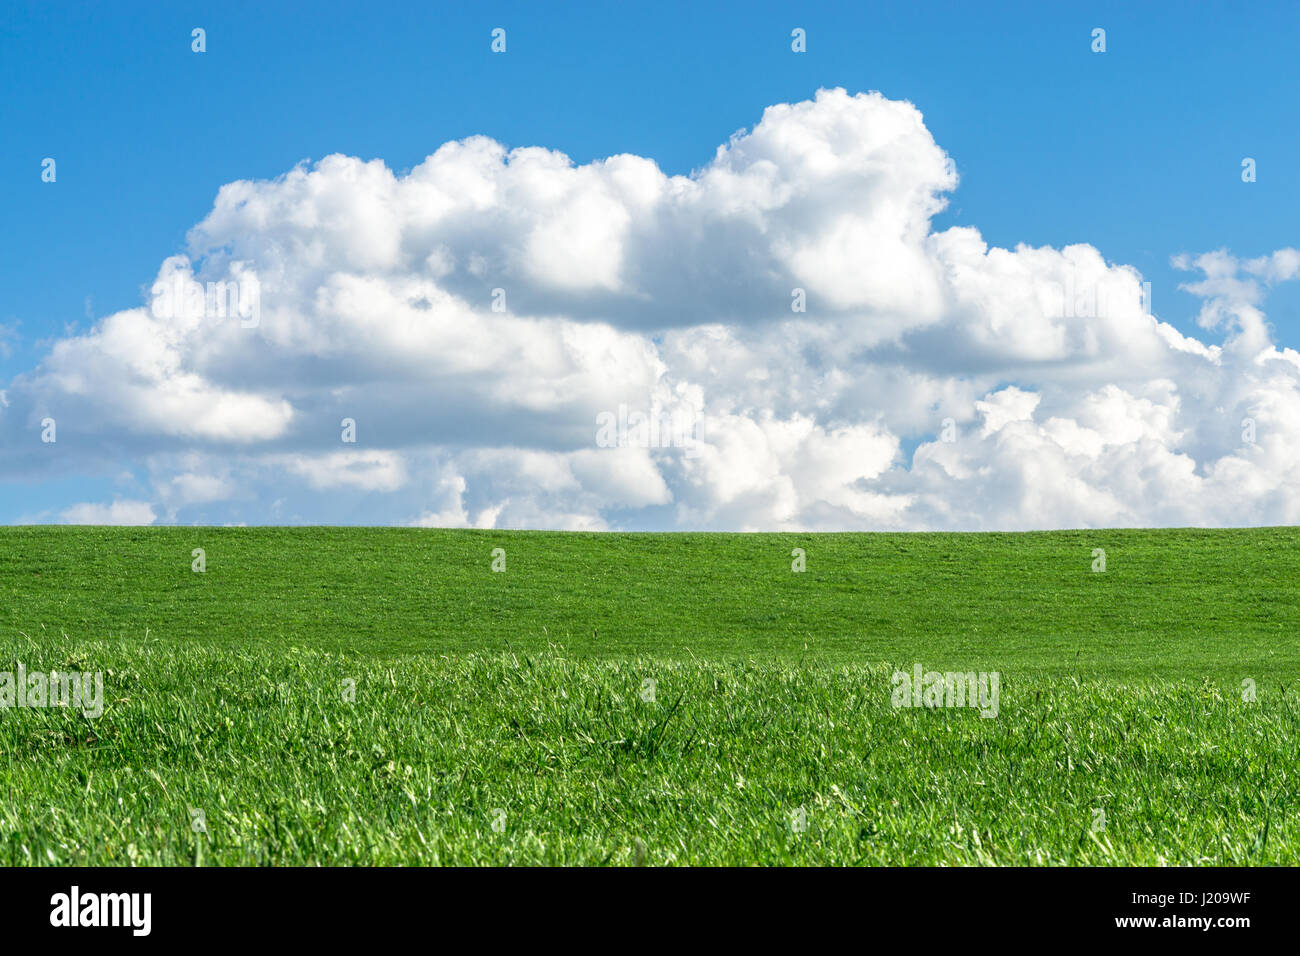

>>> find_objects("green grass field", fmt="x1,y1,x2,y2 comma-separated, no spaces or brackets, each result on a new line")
2,526,1298,865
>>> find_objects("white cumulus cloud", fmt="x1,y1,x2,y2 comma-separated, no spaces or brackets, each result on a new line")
59,500,157,526
4,88,1300,530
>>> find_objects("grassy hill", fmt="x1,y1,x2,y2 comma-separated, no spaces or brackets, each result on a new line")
4,526,1300,675
2,527,1297,864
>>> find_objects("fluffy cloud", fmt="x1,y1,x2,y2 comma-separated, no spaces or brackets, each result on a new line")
4,88,1300,530
58,500,157,526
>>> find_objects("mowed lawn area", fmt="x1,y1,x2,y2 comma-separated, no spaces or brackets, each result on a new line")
2,527,1298,864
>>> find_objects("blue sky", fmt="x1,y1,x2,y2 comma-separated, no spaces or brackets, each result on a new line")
2,1,1299,528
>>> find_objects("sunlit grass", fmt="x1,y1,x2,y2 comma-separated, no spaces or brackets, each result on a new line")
2,527,1297,864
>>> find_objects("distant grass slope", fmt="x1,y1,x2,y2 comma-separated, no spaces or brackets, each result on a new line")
3,527,1299,676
